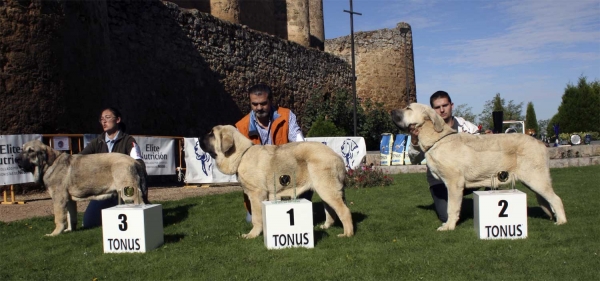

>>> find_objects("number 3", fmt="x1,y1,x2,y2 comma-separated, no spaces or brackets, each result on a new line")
118,214,128,231
498,200,509,217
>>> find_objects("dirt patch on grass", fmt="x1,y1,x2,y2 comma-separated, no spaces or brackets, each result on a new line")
0,185,242,223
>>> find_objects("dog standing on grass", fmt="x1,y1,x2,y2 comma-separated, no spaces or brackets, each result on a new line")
391,103,566,231
15,140,145,236
200,125,354,239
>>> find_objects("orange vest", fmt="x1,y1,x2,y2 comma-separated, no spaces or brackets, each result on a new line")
235,107,291,145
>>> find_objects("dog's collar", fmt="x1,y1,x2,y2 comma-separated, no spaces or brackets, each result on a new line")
239,144,254,160
423,131,457,153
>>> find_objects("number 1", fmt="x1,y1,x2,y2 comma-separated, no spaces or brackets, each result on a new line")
286,208,295,226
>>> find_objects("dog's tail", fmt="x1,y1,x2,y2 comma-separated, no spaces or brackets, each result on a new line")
135,162,149,204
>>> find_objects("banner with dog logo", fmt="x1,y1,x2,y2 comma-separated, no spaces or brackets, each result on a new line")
52,136,70,151
305,137,366,170
0,134,43,185
135,137,176,175
182,138,237,184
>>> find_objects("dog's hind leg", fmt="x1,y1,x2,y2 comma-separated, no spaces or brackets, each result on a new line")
65,200,77,232
534,193,554,219
519,171,567,225
317,189,354,237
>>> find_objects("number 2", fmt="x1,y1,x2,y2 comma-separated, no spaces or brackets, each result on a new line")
286,208,295,226
498,200,509,217
118,214,128,231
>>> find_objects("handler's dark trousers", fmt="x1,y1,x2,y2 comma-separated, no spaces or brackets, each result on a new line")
429,184,479,223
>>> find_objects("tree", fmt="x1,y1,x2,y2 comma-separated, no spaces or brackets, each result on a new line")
525,102,539,133
477,93,524,131
553,76,600,134
453,104,477,124
538,119,549,136
302,89,398,150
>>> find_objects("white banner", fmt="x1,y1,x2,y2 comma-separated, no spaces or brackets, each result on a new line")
305,137,367,170
52,136,70,151
135,137,176,175
182,138,237,184
0,134,43,185
83,134,98,149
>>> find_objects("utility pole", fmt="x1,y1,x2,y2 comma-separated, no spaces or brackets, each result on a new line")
344,0,361,136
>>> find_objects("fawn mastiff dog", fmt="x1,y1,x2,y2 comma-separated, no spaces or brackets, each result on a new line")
390,103,567,231
15,140,145,236
200,125,354,239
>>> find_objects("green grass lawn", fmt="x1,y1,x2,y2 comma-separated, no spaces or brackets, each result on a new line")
1,166,599,280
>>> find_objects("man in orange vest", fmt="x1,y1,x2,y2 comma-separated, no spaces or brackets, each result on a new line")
235,84,313,222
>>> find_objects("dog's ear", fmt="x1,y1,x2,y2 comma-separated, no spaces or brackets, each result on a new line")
45,144,56,166
220,130,234,154
424,106,445,132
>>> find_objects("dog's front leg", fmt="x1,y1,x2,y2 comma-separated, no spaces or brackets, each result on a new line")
47,200,68,236
437,181,464,231
242,190,267,239
65,200,77,232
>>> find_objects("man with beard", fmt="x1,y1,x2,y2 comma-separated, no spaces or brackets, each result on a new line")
235,84,313,222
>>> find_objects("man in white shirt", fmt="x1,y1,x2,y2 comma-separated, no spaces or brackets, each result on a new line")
407,91,480,222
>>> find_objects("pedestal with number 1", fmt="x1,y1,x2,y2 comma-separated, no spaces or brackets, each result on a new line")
474,190,527,240
102,204,164,253
262,199,314,250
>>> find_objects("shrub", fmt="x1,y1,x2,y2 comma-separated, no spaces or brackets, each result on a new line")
306,117,346,137
345,166,393,189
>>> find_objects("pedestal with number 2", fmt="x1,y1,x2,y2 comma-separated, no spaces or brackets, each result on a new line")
262,199,314,250
474,190,528,240
102,204,164,253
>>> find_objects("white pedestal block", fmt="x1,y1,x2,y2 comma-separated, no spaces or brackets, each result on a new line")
474,190,527,240
262,199,314,250
102,204,164,253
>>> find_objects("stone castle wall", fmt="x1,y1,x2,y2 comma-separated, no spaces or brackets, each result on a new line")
0,0,351,136
170,0,324,49
325,23,416,112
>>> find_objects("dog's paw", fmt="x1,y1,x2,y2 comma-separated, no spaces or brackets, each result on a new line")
436,224,450,231
319,223,331,230
337,233,354,238
555,219,567,225
241,233,257,239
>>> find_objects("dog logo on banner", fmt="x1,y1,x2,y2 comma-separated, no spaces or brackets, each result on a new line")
194,140,213,176
340,138,359,170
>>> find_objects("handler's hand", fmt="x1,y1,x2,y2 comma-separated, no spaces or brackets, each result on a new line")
409,125,419,145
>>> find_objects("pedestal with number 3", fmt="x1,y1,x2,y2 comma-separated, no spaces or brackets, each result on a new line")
262,199,314,250
474,190,528,240
102,204,164,253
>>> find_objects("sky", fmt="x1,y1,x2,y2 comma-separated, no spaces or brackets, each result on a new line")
322,0,600,122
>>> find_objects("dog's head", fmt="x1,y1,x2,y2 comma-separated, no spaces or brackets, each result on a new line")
199,125,236,159
199,125,253,175
390,103,445,133
15,140,57,183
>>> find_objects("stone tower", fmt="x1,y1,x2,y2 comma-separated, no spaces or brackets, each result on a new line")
324,22,416,112
309,0,324,50
210,0,241,24
284,0,310,47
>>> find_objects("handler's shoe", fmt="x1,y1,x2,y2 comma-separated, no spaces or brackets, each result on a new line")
245,211,252,223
